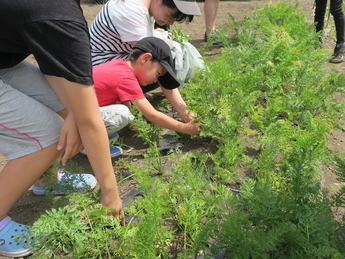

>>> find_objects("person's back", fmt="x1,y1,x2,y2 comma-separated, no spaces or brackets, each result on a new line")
90,0,153,66
0,0,90,76
93,58,145,106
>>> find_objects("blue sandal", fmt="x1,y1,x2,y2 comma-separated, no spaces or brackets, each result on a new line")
0,217,31,257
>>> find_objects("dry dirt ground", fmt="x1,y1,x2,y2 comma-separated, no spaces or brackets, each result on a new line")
1,0,345,258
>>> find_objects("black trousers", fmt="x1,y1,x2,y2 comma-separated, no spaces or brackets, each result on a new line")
314,0,345,44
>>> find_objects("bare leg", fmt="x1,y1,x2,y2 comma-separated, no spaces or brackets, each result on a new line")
33,108,68,188
204,0,220,36
0,143,61,220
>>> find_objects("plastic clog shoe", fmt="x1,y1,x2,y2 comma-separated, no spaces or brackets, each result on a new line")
0,217,32,258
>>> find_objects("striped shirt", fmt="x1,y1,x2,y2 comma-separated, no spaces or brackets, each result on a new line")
89,0,155,67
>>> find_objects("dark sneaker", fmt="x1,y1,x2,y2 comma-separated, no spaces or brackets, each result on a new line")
329,43,345,63
204,30,224,46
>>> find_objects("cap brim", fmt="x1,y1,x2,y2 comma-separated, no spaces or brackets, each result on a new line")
172,0,201,16
158,61,180,89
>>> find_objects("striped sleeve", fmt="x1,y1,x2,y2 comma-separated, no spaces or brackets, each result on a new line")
90,2,134,66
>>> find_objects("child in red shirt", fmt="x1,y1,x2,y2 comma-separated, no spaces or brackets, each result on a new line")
92,37,200,150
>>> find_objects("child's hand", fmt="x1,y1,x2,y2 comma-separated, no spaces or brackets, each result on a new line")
182,110,197,123
128,123,139,133
101,192,125,226
185,121,200,136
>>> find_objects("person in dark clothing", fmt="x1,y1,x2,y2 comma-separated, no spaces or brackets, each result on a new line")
0,0,124,256
314,0,345,63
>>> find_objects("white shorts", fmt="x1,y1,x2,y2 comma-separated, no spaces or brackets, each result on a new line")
100,104,134,134
0,61,64,160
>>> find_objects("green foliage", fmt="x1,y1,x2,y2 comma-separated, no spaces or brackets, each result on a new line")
29,193,129,258
195,183,341,258
169,26,191,45
183,1,345,257
183,1,345,184
175,131,191,144
126,188,174,258
330,153,345,208
130,105,165,174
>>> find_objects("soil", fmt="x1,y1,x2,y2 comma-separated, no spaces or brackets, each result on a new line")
1,0,345,258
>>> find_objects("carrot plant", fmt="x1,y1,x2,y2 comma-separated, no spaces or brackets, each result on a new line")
182,1,345,257
129,105,165,174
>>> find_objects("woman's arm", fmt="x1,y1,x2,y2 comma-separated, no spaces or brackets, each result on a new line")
45,76,124,224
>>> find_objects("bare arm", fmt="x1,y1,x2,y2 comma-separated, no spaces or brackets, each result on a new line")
45,76,124,224
135,98,200,135
161,87,196,123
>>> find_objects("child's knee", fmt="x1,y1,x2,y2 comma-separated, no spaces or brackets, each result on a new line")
100,104,135,133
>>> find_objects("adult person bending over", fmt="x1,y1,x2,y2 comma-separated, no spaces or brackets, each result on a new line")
90,0,200,68
0,0,124,256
